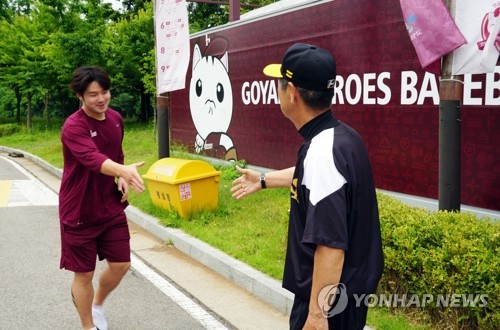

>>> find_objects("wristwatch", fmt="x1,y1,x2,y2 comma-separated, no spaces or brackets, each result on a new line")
260,172,267,189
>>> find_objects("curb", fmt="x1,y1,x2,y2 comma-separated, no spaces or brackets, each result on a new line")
0,146,294,315
125,205,294,315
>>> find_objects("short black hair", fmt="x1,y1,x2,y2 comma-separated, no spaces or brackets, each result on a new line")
69,66,111,96
279,78,333,111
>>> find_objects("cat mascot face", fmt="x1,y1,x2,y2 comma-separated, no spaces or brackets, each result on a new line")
189,38,234,154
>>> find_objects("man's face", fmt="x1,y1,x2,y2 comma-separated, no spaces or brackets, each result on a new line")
79,81,110,120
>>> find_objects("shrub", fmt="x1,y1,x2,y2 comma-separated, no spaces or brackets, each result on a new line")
0,123,20,137
377,192,499,329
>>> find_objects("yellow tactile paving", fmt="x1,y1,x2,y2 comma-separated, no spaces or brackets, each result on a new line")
0,180,13,207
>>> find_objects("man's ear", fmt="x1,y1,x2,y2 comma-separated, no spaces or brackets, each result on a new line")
288,82,300,104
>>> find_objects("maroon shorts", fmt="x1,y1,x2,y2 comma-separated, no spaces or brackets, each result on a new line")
60,212,131,272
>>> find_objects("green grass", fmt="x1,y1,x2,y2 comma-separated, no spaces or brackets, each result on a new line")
0,118,434,330
367,308,432,330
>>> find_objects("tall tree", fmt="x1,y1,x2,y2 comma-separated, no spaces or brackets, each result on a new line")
121,0,146,14
188,2,228,33
1,2,45,124
0,14,39,129
0,30,22,123
10,0,31,14
187,0,277,32
41,0,116,116
105,1,154,121
0,0,12,20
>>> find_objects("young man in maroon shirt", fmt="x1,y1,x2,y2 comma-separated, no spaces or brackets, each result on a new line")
60,66,145,330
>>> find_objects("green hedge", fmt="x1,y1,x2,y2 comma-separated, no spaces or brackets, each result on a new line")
377,192,499,329
0,123,20,137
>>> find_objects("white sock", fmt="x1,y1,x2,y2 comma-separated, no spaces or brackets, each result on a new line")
92,304,108,330
92,304,104,312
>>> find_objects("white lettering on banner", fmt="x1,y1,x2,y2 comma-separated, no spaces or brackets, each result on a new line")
333,72,391,105
378,72,392,105
464,66,500,106
333,77,345,104
419,73,439,105
363,73,376,105
401,71,419,105
240,68,500,107
241,80,278,105
485,68,500,105
464,75,485,106
400,71,439,105
345,74,362,104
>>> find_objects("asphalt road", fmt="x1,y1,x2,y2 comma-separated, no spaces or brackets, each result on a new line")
0,154,288,329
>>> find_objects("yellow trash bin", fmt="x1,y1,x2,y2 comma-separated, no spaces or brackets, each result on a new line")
142,157,222,218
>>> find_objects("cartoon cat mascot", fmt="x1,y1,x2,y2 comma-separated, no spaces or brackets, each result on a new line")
189,37,237,161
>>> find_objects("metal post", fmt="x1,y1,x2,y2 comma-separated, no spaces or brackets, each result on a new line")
157,94,170,159
229,0,240,21
438,99,461,211
438,0,461,211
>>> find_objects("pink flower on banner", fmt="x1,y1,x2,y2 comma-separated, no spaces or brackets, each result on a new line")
400,0,466,72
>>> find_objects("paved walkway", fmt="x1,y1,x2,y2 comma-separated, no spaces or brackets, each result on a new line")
0,156,58,207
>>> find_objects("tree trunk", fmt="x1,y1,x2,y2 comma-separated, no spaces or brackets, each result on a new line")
26,91,32,133
139,89,152,122
15,86,21,124
43,92,51,129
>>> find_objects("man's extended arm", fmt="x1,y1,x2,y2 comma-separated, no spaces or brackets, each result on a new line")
101,159,145,193
303,245,345,330
231,165,295,199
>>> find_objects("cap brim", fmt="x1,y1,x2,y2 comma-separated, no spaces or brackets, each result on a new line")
263,64,283,78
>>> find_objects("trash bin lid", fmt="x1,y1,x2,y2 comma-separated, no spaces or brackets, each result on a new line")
142,157,221,184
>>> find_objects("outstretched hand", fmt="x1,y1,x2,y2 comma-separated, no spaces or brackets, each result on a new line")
302,315,328,330
231,165,261,199
124,161,146,193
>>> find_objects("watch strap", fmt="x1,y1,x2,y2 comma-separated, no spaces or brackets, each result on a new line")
260,172,267,189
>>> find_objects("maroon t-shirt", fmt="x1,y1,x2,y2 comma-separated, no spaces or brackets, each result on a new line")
59,108,128,227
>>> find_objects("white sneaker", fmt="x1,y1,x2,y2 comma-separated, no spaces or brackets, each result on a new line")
92,305,109,330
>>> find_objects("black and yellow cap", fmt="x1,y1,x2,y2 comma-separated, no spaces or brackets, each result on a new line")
263,43,336,92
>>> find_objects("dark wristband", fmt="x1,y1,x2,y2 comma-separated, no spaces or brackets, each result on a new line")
260,172,266,189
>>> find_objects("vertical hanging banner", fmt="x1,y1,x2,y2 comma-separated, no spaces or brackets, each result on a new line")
155,0,190,94
452,2,500,75
399,0,466,72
